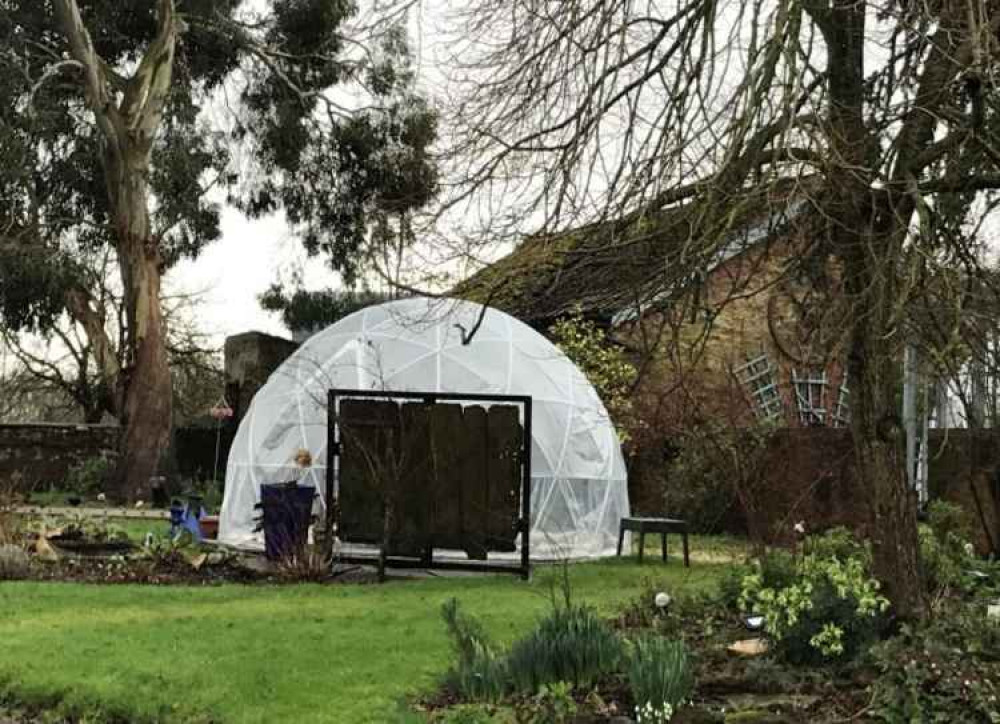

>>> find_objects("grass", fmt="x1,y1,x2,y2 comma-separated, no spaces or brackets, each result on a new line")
0,556,729,723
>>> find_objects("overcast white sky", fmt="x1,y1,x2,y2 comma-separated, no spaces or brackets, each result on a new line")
165,209,332,343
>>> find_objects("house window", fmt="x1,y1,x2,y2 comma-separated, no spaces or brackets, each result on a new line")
736,353,783,420
834,372,850,427
792,369,827,425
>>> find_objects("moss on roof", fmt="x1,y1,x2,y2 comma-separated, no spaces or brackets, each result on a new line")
454,178,820,323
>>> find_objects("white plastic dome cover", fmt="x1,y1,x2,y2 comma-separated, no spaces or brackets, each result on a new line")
219,297,630,559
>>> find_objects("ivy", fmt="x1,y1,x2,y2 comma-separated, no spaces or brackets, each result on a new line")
549,309,637,442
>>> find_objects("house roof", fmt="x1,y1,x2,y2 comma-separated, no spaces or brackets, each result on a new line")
453,177,821,324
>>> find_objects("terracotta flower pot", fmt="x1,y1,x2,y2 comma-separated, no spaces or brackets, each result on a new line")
199,516,219,540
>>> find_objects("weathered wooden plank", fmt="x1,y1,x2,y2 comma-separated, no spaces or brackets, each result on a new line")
392,403,433,557
460,405,490,559
338,399,396,543
428,403,465,550
486,404,521,552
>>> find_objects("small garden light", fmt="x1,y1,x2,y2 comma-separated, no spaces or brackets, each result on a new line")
654,592,671,609
744,615,765,631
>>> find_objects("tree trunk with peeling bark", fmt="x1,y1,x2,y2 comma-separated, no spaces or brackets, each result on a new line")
110,163,173,501
54,0,179,500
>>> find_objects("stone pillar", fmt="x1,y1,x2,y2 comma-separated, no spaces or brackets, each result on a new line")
223,332,299,423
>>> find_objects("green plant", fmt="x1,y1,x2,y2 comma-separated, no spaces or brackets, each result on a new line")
65,456,112,496
626,637,693,724
60,515,129,544
717,563,753,611
664,420,775,535
181,478,225,515
433,704,517,724
739,532,889,664
550,308,637,442
273,545,333,582
523,681,578,724
801,526,868,562
441,598,509,702
137,532,195,568
871,602,1000,723
506,602,623,693
0,544,30,580
919,501,978,604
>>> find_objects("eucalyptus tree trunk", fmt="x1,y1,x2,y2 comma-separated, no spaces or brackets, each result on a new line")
55,0,179,500
108,153,173,501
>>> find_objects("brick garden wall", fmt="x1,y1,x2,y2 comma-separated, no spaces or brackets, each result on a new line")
741,428,1000,554
0,423,118,491
0,423,235,493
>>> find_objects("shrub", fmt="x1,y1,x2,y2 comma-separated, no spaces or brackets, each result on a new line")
717,564,753,611
65,456,111,496
626,637,693,724
664,420,775,534
739,532,889,664
919,501,977,604
506,602,623,692
549,309,636,442
0,544,30,580
871,603,1000,723
801,526,868,562
441,599,509,702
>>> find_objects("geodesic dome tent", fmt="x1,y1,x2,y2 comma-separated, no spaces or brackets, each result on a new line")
218,297,630,559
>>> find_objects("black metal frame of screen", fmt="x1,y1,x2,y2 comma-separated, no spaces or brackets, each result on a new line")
326,388,533,579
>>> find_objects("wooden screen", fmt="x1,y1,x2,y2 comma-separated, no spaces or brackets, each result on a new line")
337,399,522,559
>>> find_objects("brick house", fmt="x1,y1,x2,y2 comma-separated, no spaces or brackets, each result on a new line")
454,180,1000,552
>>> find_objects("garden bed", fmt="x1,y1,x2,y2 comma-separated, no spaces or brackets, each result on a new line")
418,514,1000,723
9,547,380,586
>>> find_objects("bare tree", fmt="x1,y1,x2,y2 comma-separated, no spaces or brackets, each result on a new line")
1,274,222,427
440,0,1000,618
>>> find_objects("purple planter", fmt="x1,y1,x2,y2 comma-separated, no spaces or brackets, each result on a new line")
260,482,316,560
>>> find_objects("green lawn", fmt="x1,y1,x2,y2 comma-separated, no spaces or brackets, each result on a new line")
0,557,730,723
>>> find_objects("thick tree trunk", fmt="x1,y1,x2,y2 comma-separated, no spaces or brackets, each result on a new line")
838,213,927,619
116,247,172,501
820,0,926,620
108,157,173,502
846,300,926,620
55,0,180,501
